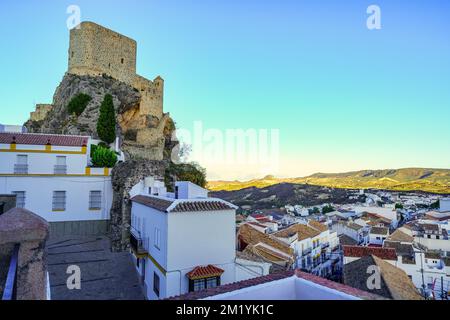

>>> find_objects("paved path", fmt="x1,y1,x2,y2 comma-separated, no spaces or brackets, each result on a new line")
46,236,145,300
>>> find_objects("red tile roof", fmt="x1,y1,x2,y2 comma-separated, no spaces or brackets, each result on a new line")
0,132,89,147
343,245,397,260
172,201,234,212
186,265,225,280
131,195,173,212
131,195,235,213
168,270,386,300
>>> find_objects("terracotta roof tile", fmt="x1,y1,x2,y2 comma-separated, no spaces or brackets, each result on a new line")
344,255,423,300
308,220,328,233
274,223,321,241
131,195,173,212
386,229,414,243
186,265,224,280
168,270,386,300
370,227,389,235
343,245,397,260
0,132,88,147
238,224,294,257
131,195,235,213
171,201,234,212
169,271,295,300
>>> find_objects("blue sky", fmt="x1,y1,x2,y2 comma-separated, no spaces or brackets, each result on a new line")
0,0,449,180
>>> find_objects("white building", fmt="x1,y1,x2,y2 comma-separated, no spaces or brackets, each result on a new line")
369,227,389,246
130,178,238,300
0,132,114,234
171,270,383,300
332,221,368,245
0,124,27,133
440,198,450,213
351,206,399,228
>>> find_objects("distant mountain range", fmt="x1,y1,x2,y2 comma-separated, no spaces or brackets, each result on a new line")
207,168,450,194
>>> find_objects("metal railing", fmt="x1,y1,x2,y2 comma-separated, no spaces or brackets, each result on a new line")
14,164,28,174
54,165,67,174
2,244,20,300
130,226,147,255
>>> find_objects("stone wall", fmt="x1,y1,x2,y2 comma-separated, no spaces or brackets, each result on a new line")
0,194,16,215
0,208,49,300
30,104,53,122
68,22,137,85
109,160,167,252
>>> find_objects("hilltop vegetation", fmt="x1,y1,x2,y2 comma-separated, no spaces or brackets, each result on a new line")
208,168,450,194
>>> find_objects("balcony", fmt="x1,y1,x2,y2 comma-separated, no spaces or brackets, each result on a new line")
130,227,147,255
14,164,28,174
302,248,312,255
54,165,67,175
321,242,330,249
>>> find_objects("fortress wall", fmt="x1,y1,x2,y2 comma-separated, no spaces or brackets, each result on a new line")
134,75,164,120
30,104,53,121
68,22,137,85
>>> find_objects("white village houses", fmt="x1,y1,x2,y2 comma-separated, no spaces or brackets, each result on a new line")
129,177,238,300
0,132,115,233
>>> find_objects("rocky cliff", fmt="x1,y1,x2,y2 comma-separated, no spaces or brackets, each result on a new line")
25,73,176,162
25,73,179,251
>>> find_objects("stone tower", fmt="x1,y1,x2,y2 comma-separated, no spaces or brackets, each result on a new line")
68,21,137,85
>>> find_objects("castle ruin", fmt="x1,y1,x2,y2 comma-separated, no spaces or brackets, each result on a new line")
30,21,171,158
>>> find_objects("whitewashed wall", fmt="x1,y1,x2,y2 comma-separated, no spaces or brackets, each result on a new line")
0,176,112,222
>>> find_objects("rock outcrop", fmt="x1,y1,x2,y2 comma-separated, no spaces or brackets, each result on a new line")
23,22,181,252
24,73,179,251
109,160,167,251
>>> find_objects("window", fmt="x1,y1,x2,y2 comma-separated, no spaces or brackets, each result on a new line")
121,58,124,64
15,155,28,174
89,191,102,210
154,227,161,249
153,272,160,297
55,156,67,174
52,191,66,211
12,191,26,208
436,236,440,240
189,277,220,292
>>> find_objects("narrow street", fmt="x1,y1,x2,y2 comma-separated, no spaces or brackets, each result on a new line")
46,236,145,300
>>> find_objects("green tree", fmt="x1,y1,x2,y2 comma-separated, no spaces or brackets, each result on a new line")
164,162,207,191
322,205,335,214
67,93,92,116
395,203,404,209
97,94,116,144
91,146,118,168
430,200,439,209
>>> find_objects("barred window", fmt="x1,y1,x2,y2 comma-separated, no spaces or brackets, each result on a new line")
52,191,66,211
89,191,102,210
13,191,26,208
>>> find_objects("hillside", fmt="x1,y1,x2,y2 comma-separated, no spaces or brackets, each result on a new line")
207,168,450,194
210,183,361,211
